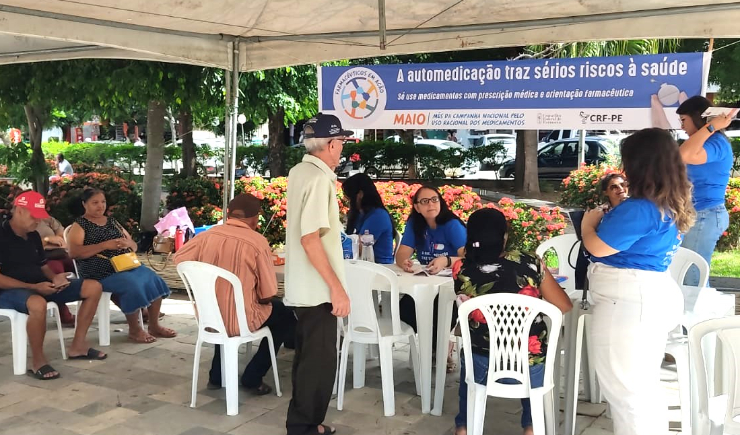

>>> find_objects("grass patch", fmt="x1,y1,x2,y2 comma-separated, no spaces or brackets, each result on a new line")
711,250,740,278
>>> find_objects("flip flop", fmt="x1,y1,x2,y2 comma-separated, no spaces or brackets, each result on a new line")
312,424,336,435
69,348,108,360
27,364,60,380
148,327,177,338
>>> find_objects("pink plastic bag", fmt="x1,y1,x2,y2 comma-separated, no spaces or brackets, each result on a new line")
154,207,195,236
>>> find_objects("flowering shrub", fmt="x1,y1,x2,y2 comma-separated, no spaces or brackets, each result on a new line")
0,181,23,216
73,163,123,176
167,176,568,250
560,163,621,209
188,204,223,227
718,178,740,251
166,176,222,210
47,172,142,236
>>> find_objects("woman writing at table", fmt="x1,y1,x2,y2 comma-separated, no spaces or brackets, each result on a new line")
343,173,395,264
395,185,466,370
581,129,694,435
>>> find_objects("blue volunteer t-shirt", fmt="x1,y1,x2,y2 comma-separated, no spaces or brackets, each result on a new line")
355,207,395,264
400,217,467,264
686,133,733,211
592,198,682,272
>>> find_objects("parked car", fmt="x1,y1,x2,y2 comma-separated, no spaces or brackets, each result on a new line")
468,134,516,171
538,129,625,149
498,137,616,179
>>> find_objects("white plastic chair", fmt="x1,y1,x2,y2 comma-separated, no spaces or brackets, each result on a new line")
1,303,67,375
535,233,580,293
689,316,740,435
176,261,281,416
665,247,710,435
64,225,141,346
336,260,421,417
458,293,563,435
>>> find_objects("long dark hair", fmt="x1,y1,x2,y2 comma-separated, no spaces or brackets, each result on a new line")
343,173,395,234
464,208,508,265
620,129,695,233
676,95,711,131
407,185,465,247
69,187,105,216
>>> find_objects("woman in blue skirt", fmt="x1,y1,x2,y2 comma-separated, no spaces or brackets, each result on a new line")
68,188,176,343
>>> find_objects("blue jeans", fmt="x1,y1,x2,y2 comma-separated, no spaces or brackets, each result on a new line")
681,205,729,286
455,352,545,429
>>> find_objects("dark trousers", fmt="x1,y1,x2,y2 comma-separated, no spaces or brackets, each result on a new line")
399,294,458,350
209,299,295,388
286,303,338,435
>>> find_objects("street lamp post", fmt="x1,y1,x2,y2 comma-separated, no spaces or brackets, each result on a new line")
238,114,247,147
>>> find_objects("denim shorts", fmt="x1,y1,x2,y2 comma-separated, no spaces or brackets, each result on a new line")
0,279,85,314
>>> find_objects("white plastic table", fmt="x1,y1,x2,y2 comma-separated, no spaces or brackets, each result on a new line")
275,264,455,415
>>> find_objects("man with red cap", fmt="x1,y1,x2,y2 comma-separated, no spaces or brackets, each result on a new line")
0,191,106,380
175,193,295,395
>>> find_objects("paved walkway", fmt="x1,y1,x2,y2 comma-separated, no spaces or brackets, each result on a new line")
0,297,689,435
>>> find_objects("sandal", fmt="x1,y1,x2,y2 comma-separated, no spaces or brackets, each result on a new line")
148,326,177,338
28,364,60,380
305,424,336,434
69,348,108,360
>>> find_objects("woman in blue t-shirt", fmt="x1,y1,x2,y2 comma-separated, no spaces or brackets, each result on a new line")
342,173,395,264
396,185,467,371
581,129,695,435
676,96,737,283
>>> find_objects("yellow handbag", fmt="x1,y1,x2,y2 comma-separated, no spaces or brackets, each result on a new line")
97,251,141,273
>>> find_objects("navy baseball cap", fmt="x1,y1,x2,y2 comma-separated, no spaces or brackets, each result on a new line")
303,113,354,139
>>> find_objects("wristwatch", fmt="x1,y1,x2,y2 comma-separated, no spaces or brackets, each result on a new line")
706,124,716,133
446,256,452,267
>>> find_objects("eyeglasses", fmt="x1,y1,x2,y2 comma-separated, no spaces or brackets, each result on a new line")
415,196,440,205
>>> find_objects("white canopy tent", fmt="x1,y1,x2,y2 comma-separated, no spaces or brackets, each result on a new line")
1,0,740,209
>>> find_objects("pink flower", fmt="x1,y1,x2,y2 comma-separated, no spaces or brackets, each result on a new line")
528,335,542,354
518,285,540,298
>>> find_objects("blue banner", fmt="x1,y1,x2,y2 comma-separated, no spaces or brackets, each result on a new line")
318,53,707,130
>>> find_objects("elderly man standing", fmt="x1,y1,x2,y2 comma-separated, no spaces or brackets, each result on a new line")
174,193,295,395
285,114,352,435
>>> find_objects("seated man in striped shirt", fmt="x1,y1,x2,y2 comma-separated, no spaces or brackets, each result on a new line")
175,193,295,395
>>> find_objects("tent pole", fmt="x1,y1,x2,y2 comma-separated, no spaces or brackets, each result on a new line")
222,45,232,221
378,0,387,50
578,130,586,167
229,39,240,202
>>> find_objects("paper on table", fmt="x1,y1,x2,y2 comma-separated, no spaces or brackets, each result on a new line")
413,268,452,277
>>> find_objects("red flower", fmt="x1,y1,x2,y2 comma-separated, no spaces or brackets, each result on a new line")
518,285,540,298
528,335,542,354
469,309,487,324
349,153,361,163
451,259,463,279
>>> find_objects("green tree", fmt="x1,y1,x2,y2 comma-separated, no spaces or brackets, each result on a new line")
239,66,318,176
679,39,740,103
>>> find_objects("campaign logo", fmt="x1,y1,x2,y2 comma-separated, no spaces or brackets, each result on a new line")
333,67,387,126
579,111,623,125
537,113,562,126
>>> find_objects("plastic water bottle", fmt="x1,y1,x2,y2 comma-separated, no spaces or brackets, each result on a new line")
360,230,375,263
347,234,360,259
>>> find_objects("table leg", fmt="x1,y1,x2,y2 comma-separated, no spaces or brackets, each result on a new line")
414,288,436,414
432,287,456,416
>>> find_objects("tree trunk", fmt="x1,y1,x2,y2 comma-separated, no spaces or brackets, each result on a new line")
140,100,166,231
0,131,9,146
268,107,286,177
24,104,48,194
514,130,540,194
179,108,196,177
398,129,417,178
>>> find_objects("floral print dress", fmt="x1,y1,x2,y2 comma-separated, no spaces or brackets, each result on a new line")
453,251,547,366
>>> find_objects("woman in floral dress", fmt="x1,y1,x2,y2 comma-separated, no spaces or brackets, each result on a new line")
453,208,572,435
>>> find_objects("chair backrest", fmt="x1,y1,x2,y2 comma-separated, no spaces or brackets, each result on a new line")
63,225,81,277
535,234,579,292
689,316,740,435
669,247,709,288
458,293,563,398
176,261,250,337
344,260,402,339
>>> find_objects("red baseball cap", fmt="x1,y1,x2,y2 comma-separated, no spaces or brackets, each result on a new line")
14,191,50,219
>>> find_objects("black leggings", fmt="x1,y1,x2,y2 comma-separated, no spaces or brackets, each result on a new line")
398,294,458,349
